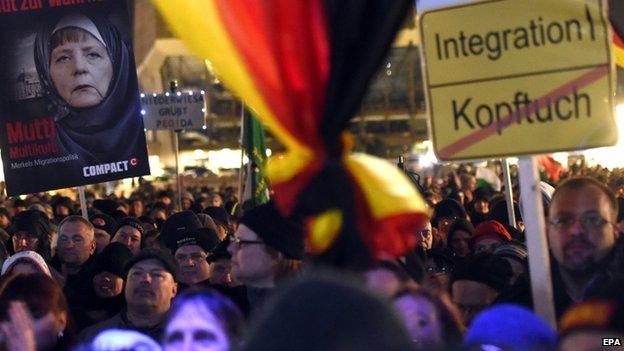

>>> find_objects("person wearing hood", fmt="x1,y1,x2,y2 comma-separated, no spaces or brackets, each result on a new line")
431,199,468,247
472,220,513,255
446,218,475,260
203,206,232,241
78,248,179,343
75,242,133,331
89,213,117,254
10,209,53,262
51,196,75,224
1,250,51,277
180,192,194,211
33,12,149,176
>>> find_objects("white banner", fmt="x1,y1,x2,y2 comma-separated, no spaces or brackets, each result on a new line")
141,91,206,130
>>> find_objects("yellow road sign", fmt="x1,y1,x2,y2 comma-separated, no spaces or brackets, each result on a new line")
419,0,616,161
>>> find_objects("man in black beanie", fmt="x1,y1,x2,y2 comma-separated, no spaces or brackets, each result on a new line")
203,206,232,240
160,211,220,287
90,213,117,254
51,196,75,224
451,253,513,326
111,217,145,255
227,202,304,313
10,209,53,261
78,248,178,342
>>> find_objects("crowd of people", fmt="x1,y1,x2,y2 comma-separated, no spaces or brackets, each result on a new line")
0,160,622,350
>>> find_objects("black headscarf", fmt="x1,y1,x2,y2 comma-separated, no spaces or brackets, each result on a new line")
34,13,146,164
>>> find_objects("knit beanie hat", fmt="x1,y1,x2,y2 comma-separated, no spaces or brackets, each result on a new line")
181,191,194,202
90,213,118,236
202,206,230,228
124,248,179,282
114,217,145,238
92,329,161,351
92,242,133,278
452,254,513,293
196,213,219,234
489,199,522,227
1,250,51,277
51,196,75,214
473,187,493,202
92,199,120,217
432,199,467,228
446,218,475,245
11,210,51,240
474,220,513,245
493,242,528,263
207,238,232,263
160,211,220,254
138,215,156,227
28,203,47,215
173,229,220,256
238,202,304,260
463,304,557,351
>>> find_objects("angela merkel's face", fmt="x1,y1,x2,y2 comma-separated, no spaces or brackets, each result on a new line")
49,30,112,108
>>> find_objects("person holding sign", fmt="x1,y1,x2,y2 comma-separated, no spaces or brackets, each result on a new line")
33,12,146,165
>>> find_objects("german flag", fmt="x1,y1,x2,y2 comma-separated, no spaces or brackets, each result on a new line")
611,0,624,67
153,0,430,268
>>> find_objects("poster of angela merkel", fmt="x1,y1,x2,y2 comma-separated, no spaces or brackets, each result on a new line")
0,0,150,196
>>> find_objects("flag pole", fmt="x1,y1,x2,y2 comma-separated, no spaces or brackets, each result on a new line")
238,102,245,203
170,81,182,212
78,186,88,219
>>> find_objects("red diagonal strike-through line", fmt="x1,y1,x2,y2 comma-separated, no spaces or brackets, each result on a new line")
438,65,609,159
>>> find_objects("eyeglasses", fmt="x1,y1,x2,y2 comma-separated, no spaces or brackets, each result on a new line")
548,213,610,230
231,237,265,248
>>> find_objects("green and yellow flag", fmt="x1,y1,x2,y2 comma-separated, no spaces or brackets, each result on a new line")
242,109,269,209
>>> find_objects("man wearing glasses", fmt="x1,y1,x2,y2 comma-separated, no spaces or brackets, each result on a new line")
548,177,623,318
228,202,304,313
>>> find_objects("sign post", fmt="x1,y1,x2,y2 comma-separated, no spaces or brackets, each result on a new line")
169,81,183,212
78,186,88,220
518,156,556,327
419,0,615,326
501,159,517,229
